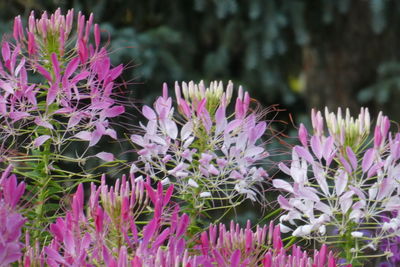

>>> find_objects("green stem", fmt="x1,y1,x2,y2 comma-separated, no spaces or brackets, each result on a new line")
344,229,352,264
34,140,51,239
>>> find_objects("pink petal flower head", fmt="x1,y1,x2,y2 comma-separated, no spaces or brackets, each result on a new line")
298,123,308,147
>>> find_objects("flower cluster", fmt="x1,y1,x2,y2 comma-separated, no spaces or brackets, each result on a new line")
131,81,269,220
2,8,398,267
9,171,341,266
0,9,125,234
274,107,400,263
197,221,341,266
0,166,26,266
21,175,191,266
1,8,124,162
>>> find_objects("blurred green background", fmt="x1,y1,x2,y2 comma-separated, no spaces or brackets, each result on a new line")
2,0,400,124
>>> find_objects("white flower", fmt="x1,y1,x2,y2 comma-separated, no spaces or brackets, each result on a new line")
188,178,199,188
161,177,171,186
199,192,211,198
351,231,364,238
130,163,138,174
293,225,312,237
318,225,326,235
134,176,144,182
279,223,292,233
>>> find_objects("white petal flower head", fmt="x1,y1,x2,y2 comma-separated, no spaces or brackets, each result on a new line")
199,192,211,198
188,178,199,188
351,231,364,238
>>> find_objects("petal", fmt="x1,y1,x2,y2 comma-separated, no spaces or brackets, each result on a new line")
230,250,241,267
294,146,314,164
163,119,178,139
34,135,51,147
277,195,291,210
362,148,375,173
346,147,358,170
95,152,114,162
335,170,348,196
181,122,192,141
142,105,156,120
273,179,293,193
74,131,92,141
104,106,124,118
310,136,322,159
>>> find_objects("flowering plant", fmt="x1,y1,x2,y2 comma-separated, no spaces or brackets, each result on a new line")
274,107,400,265
0,9,124,233
130,81,269,228
1,7,398,267
7,168,340,266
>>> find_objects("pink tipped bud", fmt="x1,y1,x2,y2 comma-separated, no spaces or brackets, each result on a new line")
174,81,181,104
94,24,100,49
238,85,243,100
66,9,74,34
28,11,35,33
318,244,327,266
72,183,84,219
13,16,22,41
235,98,244,119
162,82,168,99
243,91,250,113
59,27,65,56
298,123,308,147
312,109,324,136
27,32,36,55
272,224,283,252
327,252,337,267
262,252,272,267
179,99,191,118
374,126,382,148
85,13,94,42
78,38,88,63
77,12,85,41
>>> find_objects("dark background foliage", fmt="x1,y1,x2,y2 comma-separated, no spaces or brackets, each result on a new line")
3,0,400,123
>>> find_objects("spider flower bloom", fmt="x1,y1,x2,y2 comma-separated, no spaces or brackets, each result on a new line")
43,173,191,266
321,107,371,149
274,108,400,264
0,166,26,266
131,81,269,219
1,9,124,161
13,8,98,61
